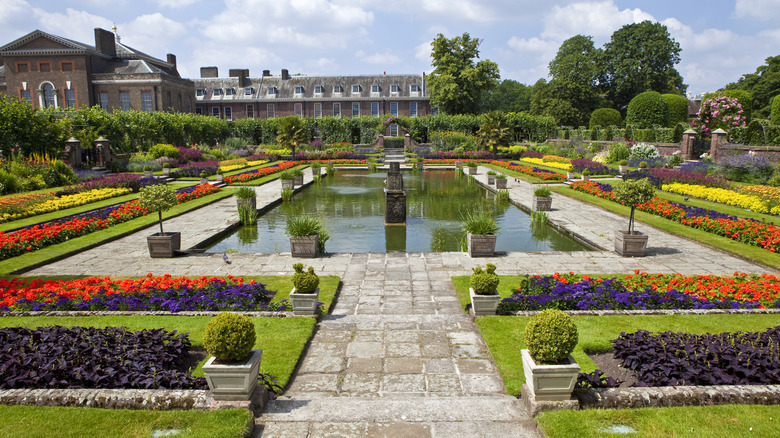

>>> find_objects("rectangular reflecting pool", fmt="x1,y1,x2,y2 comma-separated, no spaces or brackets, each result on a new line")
206,169,591,253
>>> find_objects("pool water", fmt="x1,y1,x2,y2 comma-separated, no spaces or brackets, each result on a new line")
207,169,590,253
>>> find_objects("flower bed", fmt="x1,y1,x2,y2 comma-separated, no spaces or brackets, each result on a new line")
0,184,222,260
0,325,207,390
0,273,274,312
661,183,778,215
570,158,619,175
62,174,163,195
169,161,219,178
1,188,133,223
740,184,780,204
570,180,780,253
223,161,296,184
647,167,730,189
0,193,53,218
217,159,269,173
490,160,567,181
519,157,573,171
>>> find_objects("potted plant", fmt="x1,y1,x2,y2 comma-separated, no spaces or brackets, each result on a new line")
199,171,209,185
466,161,478,175
162,162,171,177
566,171,574,180
279,169,295,189
618,159,628,174
325,161,335,176
469,263,500,316
216,170,224,183
310,161,322,177
495,173,507,189
638,161,648,170
581,168,590,181
613,178,655,257
235,187,257,211
521,309,580,401
532,185,552,211
415,157,424,171
289,263,320,315
286,215,327,258
293,168,304,186
455,160,463,169
143,164,153,178
462,210,498,257
486,170,496,185
202,312,262,401
138,184,180,258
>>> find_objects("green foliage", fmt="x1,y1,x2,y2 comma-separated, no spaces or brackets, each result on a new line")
286,215,324,237
533,186,552,197
494,174,506,180
524,309,578,363
470,263,499,295
428,32,500,114
235,187,256,200
137,184,178,234
278,170,295,180
480,79,532,113
292,263,319,293
613,178,655,232
662,94,689,126
589,108,622,129
772,94,780,126
143,165,152,171
477,111,511,154
276,116,309,156
531,79,586,126
148,143,180,159
496,189,509,201
162,162,171,169
280,187,294,202
626,91,669,128
724,55,779,119
202,313,256,362
544,35,601,127
461,210,498,235
238,203,257,225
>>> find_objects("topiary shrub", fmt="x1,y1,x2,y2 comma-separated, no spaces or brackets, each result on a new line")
203,312,256,362
626,91,669,128
292,263,319,293
771,95,780,127
589,108,622,129
470,263,499,295
662,94,689,127
524,309,578,363
148,143,180,159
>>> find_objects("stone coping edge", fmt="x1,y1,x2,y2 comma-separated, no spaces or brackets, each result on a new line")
0,311,318,318
0,386,268,412
505,308,780,317
574,384,780,410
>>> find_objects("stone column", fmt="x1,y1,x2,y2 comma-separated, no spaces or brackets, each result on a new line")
94,137,111,168
376,134,385,149
404,133,411,148
710,128,727,162
62,137,82,168
681,129,697,160
385,161,406,225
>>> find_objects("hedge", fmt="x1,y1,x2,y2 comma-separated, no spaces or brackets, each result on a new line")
626,91,669,128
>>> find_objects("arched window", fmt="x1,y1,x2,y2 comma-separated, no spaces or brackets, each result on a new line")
42,83,56,108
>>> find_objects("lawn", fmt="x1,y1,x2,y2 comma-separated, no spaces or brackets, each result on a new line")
0,405,252,438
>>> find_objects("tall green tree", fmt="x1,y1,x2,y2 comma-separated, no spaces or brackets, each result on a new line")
546,35,601,126
600,21,686,110
428,33,500,115
530,78,583,126
276,116,308,159
477,111,511,156
724,55,780,119
480,79,531,113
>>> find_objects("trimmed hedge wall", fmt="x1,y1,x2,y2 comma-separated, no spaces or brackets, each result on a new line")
626,91,669,128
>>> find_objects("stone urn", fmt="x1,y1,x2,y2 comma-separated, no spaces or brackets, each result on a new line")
144,170,154,178
236,197,256,211
614,230,648,257
467,233,496,257
619,165,627,174
203,349,263,401
469,287,500,316
147,232,181,258
290,234,319,258
521,349,580,401
289,287,320,315
532,196,552,211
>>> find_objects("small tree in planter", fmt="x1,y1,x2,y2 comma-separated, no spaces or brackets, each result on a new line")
286,215,328,258
279,169,295,189
469,263,500,316
289,263,321,314
292,168,304,186
486,170,496,185
138,184,180,258
532,185,552,211
310,161,322,177
495,173,507,189
216,170,224,183
466,161,478,175
462,210,498,257
199,171,209,185
618,159,628,174
521,309,580,401
581,169,590,181
162,162,172,177
235,187,257,211
202,312,262,401
143,164,153,178
613,177,655,256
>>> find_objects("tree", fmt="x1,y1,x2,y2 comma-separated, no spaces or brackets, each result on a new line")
428,33,500,114
530,79,585,126
480,79,531,113
546,35,602,126
600,21,686,110
477,111,511,156
724,55,780,119
276,116,307,159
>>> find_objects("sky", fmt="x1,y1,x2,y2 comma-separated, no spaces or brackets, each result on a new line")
2,0,779,96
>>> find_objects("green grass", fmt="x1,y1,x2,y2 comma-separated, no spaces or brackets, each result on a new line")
452,275,521,312
253,275,340,314
475,314,780,396
0,405,252,438
0,189,237,275
552,185,780,271
0,315,316,389
537,404,780,438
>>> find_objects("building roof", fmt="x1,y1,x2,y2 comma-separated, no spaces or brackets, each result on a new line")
99,59,164,75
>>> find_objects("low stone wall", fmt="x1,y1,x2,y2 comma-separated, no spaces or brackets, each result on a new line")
575,385,780,410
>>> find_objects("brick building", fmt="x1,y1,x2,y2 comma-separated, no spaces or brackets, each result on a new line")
0,28,193,113
193,68,431,129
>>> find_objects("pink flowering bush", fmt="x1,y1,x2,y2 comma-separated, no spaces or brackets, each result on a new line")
697,96,747,135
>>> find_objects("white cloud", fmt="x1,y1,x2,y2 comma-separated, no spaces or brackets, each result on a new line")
118,13,186,54
417,0,497,23
359,51,401,65
155,0,200,8
541,1,654,41
415,41,432,61
662,18,735,52
734,0,780,21
507,36,557,52
30,8,113,44
307,57,339,71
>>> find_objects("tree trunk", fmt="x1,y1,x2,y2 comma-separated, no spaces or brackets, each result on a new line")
158,211,164,234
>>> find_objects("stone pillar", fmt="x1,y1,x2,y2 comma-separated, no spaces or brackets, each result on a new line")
62,137,82,168
377,134,385,149
404,133,411,148
710,128,727,162
94,136,111,168
385,162,406,225
681,129,697,160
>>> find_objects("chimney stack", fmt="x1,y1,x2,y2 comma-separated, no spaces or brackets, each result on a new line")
263,70,271,77
200,66,219,78
281,69,289,80
94,28,116,57
167,54,177,68
229,69,250,87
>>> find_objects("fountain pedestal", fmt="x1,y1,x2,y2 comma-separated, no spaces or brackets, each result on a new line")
385,162,406,225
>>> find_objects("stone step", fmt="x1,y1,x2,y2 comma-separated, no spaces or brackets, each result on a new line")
256,419,542,437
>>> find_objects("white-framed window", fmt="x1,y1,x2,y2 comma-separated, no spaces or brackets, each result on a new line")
390,124,399,136
65,89,76,108
267,104,275,118
294,85,304,95
267,86,278,95
352,102,360,116
42,83,56,108
141,92,153,112
371,102,379,117
120,92,131,111
314,85,324,94
294,103,303,116
244,87,254,95
410,84,421,92
196,88,206,97
224,107,232,120
195,107,203,114
226,88,235,96
99,92,109,110
212,107,220,117
333,85,343,93
352,85,361,93
390,102,398,116
371,84,380,93
21,90,32,105
333,102,341,117
212,88,223,96
390,84,400,93
409,102,418,117
246,104,254,118
314,103,322,118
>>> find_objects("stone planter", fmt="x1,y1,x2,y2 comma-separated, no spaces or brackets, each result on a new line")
144,170,153,178
614,230,648,257
581,175,590,181
487,175,495,185
147,232,181,258
468,166,477,175
200,177,209,184
619,165,627,174
290,234,319,258
311,167,321,177
495,178,507,189
455,160,462,168
281,179,294,190
469,287,500,316
216,174,224,183
203,349,263,401
289,287,320,315
533,196,552,211
236,197,256,211
521,349,580,401
294,175,304,186
162,167,171,177
467,233,496,257
416,161,424,170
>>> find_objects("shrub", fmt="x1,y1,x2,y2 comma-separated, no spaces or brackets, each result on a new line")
628,143,660,161
470,263,499,295
771,94,780,127
143,165,152,172
137,183,178,234
667,153,684,167
285,215,323,237
524,309,578,363
461,210,498,235
717,153,775,184
533,185,552,197
278,170,295,180
626,91,669,128
613,178,655,233
162,162,171,169
607,142,630,163
706,90,753,122
280,187,294,202
589,108,622,129
697,95,748,136
662,94,689,126
202,313,256,362
148,143,180,159
619,159,627,166
292,263,319,293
